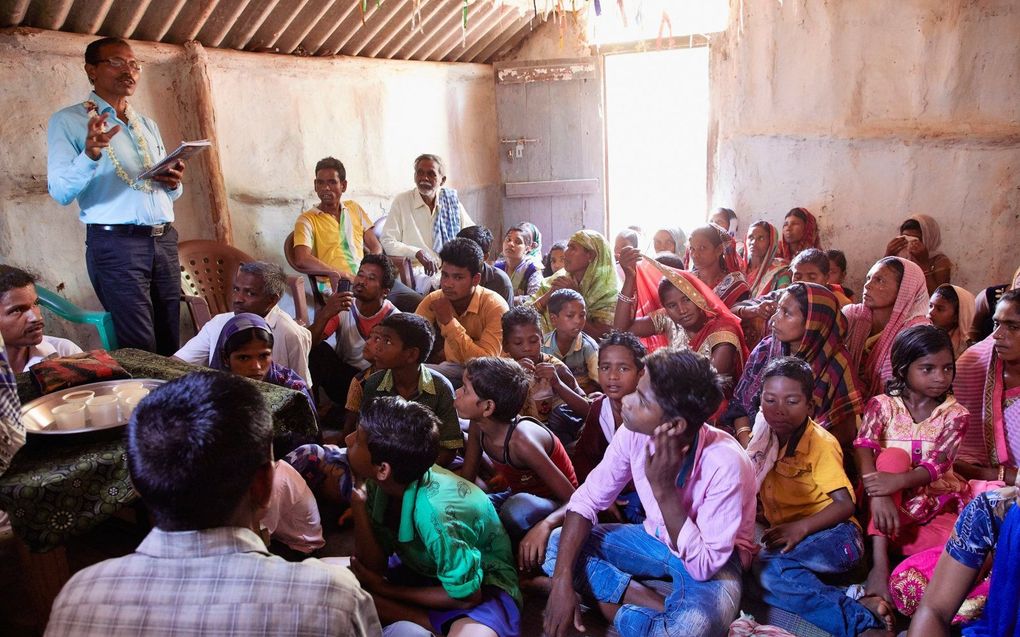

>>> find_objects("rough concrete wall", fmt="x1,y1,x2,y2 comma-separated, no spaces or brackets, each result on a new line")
501,12,590,62
709,0,1020,293
0,28,498,347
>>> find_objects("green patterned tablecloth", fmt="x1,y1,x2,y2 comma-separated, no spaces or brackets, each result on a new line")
0,349,317,552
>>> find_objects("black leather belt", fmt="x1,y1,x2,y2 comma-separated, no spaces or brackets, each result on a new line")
87,223,171,237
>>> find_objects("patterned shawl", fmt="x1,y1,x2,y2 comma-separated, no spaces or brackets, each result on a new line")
744,222,791,298
843,257,931,398
0,332,25,477
635,258,749,370
532,229,619,328
431,187,462,253
955,337,1019,467
734,283,866,429
777,208,822,261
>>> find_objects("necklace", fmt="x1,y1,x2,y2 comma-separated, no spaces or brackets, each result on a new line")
83,100,155,193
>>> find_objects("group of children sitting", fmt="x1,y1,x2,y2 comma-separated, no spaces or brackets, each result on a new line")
242,214,1019,637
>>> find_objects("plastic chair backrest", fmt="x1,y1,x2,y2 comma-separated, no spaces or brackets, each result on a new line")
35,285,118,350
178,240,255,318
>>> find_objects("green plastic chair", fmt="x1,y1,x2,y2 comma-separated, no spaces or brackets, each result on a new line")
35,285,118,351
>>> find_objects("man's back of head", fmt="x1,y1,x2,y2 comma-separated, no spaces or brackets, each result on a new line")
128,371,272,531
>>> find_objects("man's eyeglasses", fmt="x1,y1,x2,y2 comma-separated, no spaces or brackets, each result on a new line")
96,57,142,72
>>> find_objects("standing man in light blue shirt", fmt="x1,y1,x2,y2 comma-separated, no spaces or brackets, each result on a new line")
47,37,186,355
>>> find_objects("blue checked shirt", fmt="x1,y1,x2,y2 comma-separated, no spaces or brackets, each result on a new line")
0,333,24,477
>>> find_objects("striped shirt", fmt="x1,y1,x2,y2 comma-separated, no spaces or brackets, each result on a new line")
45,526,380,636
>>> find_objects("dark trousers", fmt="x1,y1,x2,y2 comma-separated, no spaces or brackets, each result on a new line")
308,342,360,406
85,225,181,355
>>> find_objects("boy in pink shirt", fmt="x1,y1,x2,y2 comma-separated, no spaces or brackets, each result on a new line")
542,349,756,637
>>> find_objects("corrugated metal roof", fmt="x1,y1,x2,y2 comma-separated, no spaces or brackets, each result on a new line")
1,0,558,63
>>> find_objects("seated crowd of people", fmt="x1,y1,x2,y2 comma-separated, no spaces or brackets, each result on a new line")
4,155,1020,637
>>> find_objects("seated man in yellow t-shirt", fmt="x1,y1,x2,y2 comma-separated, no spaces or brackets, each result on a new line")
292,157,381,294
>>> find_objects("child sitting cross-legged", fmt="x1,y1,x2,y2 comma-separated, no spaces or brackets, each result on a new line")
501,306,590,427
748,356,895,637
458,357,579,574
854,325,970,607
541,289,601,396
347,396,521,637
542,349,756,637
358,313,463,468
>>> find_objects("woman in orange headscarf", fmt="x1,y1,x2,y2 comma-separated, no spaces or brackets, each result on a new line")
614,246,748,396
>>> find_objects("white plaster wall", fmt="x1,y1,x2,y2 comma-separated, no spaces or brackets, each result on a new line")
709,0,1020,294
0,28,499,347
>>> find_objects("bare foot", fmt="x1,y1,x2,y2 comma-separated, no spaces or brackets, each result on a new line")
864,565,892,604
859,594,896,633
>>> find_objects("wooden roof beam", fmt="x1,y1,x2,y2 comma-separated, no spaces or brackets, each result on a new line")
201,0,253,49
1,0,32,27
253,0,312,50
309,1,361,55
65,0,114,34
473,15,537,64
375,0,447,60
273,0,340,53
362,0,415,58
165,0,221,43
400,2,463,60
225,0,283,50
453,6,521,63
427,0,501,62
345,0,411,58
30,0,74,31
137,0,189,42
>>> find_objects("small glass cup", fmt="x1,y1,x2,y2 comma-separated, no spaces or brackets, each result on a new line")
112,382,146,394
85,395,120,427
62,390,95,404
51,403,87,430
122,394,145,420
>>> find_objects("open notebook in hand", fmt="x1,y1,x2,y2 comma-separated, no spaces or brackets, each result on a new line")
137,139,211,180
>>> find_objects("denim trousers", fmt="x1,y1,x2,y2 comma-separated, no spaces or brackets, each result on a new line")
85,225,180,355
752,521,882,636
489,490,559,541
542,523,742,637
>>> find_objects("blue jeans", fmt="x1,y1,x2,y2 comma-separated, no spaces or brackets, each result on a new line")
489,490,558,541
752,521,881,637
542,523,742,637
85,224,180,355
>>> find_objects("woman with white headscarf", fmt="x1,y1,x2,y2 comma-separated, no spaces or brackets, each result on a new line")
885,214,953,294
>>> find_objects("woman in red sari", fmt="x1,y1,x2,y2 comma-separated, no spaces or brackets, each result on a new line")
778,207,822,261
614,246,748,396
687,224,750,311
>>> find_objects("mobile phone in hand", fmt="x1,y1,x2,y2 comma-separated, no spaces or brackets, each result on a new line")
337,279,352,294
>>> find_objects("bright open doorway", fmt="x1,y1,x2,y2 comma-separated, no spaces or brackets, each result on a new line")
604,45,710,252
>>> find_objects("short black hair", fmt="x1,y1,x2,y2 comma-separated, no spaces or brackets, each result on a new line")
548,288,585,316
761,356,814,401
457,225,495,256
360,253,397,291
644,348,723,425
0,265,37,297
999,288,1020,311
543,240,568,277
786,207,811,224
502,305,542,340
439,237,483,277
899,218,922,234
380,313,434,364
876,256,906,286
222,325,274,365
314,157,346,180
654,253,686,270
465,357,531,422
127,372,273,531
598,330,647,371
85,37,128,64
887,324,955,396
792,248,830,275
360,396,439,484
825,249,847,273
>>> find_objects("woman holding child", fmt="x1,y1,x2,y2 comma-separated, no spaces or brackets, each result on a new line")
530,229,618,338
844,256,931,398
614,246,748,394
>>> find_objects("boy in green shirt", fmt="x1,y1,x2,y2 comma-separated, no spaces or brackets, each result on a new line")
347,396,521,637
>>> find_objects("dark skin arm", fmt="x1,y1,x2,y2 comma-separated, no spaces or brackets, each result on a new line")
612,247,658,337
459,421,483,483
856,446,931,537
762,488,855,553
351,558,483,610
543,512,593,637
349,481,388,572
955,460,1018,484
307,290,353,344
905,552,979,637
532,361,591,416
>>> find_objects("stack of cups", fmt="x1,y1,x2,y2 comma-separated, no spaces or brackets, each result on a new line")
114,384,150,421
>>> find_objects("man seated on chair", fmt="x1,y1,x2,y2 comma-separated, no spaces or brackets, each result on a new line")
381,154,475,294
291,157,381,296
175,261,312,386
307,254,400,409
45,372,380,636
0,265,83,374
415,238,507,389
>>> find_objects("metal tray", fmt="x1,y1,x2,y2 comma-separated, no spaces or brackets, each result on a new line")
21,379,166,435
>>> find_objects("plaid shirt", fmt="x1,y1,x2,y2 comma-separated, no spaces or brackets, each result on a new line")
45,526,380,637
0,333,24,477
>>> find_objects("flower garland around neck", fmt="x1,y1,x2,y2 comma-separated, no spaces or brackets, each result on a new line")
83,100,155,193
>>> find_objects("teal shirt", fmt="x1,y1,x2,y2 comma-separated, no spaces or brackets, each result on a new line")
361,366,463,450
366,466,521,607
